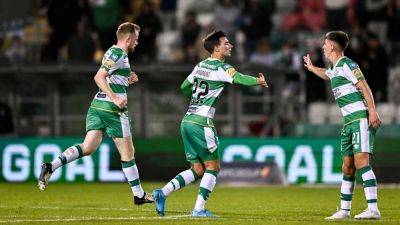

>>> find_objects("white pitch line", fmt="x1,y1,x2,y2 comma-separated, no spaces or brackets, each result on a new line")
0,215,192,223
0,205,188,214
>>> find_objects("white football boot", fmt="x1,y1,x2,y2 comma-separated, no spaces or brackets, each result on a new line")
354,209,381,220
325,208,350,220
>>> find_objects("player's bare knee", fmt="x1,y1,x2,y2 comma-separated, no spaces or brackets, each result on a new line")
212,164,221,172
354,153,370,170
204,161,220,172
196,168,205,177
191,164,205,176
355,161,369,170
342,164,355,176
80,144,95,156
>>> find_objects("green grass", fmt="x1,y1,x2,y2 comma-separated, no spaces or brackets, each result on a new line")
0,182,399,224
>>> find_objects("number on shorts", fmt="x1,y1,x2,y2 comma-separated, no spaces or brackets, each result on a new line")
352,132,360,145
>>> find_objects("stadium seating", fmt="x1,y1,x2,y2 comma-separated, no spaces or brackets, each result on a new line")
377,103,396,124
328,104,342,124
307,102,329,124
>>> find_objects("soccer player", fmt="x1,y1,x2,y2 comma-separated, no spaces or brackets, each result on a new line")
304,31,381,220
38,22,154,205
152,31,268,217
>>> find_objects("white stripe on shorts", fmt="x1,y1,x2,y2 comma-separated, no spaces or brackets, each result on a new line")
120,113,131,137
204,127,217,153
359,118,370,153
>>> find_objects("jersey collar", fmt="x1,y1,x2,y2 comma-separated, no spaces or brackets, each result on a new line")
333,56,346,68
113,45,128,54
207,57,224,62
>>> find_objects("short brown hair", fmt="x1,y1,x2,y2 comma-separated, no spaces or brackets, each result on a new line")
116,22,140,40
202,31,226,54
325,31,349,51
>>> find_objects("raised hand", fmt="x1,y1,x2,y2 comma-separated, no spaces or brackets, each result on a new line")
257,73,269,88
303,54,314,71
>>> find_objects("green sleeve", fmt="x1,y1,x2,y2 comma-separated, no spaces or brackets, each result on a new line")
232,72,258,86
181,79,192,99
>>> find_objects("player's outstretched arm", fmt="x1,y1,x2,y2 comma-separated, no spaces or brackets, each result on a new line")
233,72,268,87
181,78,193,99
303,54,329,80
94,68,127,109
356,80,382,129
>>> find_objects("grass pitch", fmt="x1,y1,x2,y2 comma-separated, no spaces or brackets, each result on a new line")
0,182,399,224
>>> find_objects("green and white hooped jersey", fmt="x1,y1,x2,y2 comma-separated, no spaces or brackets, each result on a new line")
183,58,236,127
326,57,367,125
90,45,131,113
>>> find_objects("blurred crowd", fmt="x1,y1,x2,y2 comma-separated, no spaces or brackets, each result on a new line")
1,0,400,102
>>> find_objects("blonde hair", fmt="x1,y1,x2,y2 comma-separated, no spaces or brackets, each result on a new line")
116,22,140,40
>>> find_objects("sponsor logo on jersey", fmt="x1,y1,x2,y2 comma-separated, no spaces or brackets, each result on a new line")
104,59,115,69
188,105,199,113
333,88,341,99
352,68,363,80
333,69,339,76
226,68,236,77
110,54,118,61
199,62,217,70
96,93,107,98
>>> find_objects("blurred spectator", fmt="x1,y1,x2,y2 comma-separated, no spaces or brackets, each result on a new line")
181,11,201,62
388,0,400,65
4,35,26,64
357,0,388,43
213,0,240,44
40,32,53,62
347,25,370,63
0,102,14,134
66,19,95,63
176,0,216,27
134,1,162,63
346,0,359,27
160,0,178,30
361,33,388,101
276,41,301,70
240,0,275,54
249,39,276,67
305,48,327,102
282,0,325,32
90,0,122,50
43,0,84,61
325,0,350,30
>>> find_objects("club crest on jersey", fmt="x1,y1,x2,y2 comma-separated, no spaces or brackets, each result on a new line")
222,64,231,70
348,62,358,70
